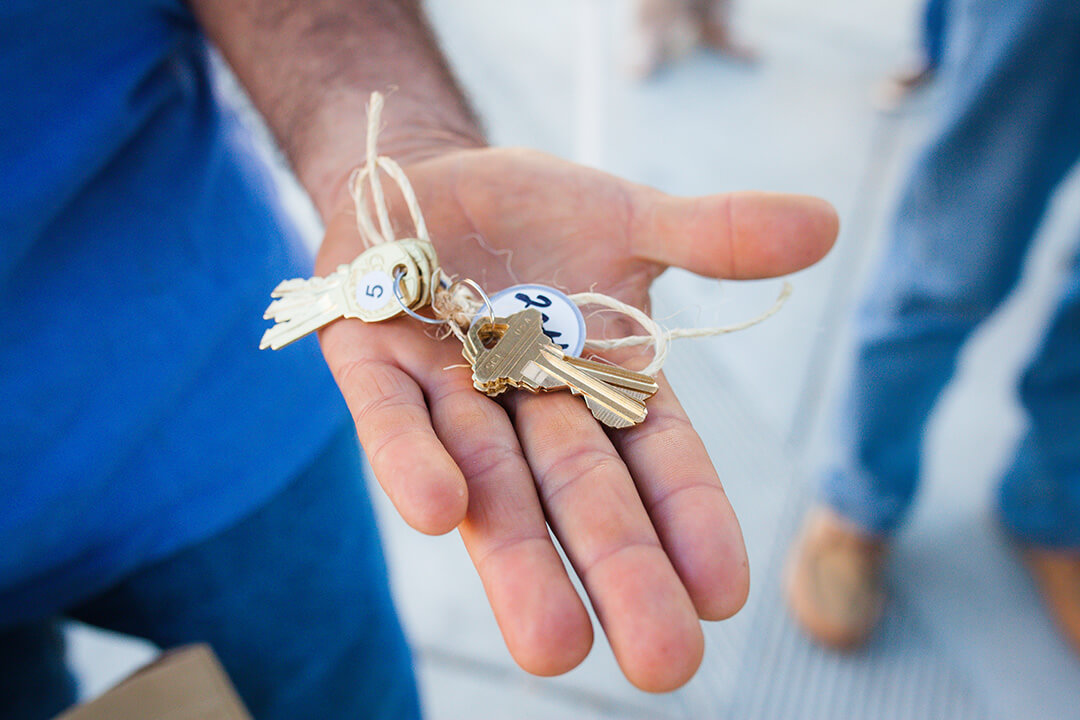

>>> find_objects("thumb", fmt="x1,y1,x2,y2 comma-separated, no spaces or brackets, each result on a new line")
628,189,839,279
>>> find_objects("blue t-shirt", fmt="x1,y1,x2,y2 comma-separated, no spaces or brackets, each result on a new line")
0,1,349,625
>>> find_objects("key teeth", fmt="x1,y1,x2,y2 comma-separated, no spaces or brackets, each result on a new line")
614,388,653,403
474,379,507,397
271,277,310,296
259,328,284,351
583,395,647,429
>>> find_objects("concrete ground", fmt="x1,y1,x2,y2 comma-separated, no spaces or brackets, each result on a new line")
70,0,1080,717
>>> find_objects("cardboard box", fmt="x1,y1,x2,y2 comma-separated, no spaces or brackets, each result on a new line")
54,644,252,720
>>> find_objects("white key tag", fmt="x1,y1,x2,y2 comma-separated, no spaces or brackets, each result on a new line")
354,270,396,312
484,284,587,357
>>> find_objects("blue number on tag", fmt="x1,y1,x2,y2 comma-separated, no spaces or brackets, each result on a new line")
514,292,552,309
514,291,568,350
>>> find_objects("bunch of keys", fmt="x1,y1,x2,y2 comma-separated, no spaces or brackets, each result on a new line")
261,239,660,429
464,308,659,429
260,238,438,350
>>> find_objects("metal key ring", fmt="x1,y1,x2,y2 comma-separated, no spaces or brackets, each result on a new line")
447,277,496,328
392,267,445,325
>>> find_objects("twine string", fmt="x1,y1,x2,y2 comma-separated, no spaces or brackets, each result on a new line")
349,93,430,248
572,284,791,376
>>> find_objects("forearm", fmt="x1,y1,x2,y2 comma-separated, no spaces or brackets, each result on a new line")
189,0,486,218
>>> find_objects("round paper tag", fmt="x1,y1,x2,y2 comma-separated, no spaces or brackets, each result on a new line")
484,284,587,357
355,270,396,312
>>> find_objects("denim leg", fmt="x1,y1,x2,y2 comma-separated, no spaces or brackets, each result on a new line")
922,0,948,70
823,0,1080,536
0,620,78,720
69,421,421,720
1000,246,1080,548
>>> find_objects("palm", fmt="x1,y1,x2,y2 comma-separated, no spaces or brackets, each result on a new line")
315,147,837,691
397,149,658,306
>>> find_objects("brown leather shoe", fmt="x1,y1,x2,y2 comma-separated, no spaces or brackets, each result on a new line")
784,506,888,650
1018,544,1080,656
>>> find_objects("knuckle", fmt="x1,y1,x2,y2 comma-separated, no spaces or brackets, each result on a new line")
456,441,525,483
437,384,501,424
541,447,623,504
366,425,432,469
581,541,663,577
473,534,550,574
649,481,724,517
621,411,696,454
350,382,422,430
340,362,429,454
335,356,382,389
522,396,592,437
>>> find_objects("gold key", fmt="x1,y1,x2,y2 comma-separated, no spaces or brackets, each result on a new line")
466,309,659,396
462,316,510,395
260,240,432,350
396,238,436,307
559,354,660,403
468,309,658,428
466,310,659,403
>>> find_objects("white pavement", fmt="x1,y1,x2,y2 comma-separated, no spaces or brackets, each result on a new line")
70,1,1080,718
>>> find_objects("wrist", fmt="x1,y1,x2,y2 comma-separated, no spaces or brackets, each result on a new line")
297,101,486,221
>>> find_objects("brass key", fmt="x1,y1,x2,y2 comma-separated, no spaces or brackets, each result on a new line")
260,240,430,350
463,316,510,396
560,354,659,403
463,313,658,402
469,309,657,428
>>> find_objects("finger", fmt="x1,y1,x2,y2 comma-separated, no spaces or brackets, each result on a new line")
416,365,593,676
507,391,704,692
629,189,839,279
612,374,750,621
319,322,468,535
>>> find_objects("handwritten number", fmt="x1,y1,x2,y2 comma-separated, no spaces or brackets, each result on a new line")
543,329,569,350
514,292,553,309
365,284,384,299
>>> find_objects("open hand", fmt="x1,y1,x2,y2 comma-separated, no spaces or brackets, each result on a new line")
315,147,837,691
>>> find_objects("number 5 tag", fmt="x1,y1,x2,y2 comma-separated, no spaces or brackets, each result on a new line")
355,270,395,311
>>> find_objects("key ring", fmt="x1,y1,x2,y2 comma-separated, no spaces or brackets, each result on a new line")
392,266,445,325
447,277,496,328
391,266,497,329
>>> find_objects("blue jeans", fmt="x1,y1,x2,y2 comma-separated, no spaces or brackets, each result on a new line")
922,0,948,70
824,0,1080,548
0,423,421,720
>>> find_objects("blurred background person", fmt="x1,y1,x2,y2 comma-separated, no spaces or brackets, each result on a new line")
627,0,756,78
786,0,1080,652
875,0,949,108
